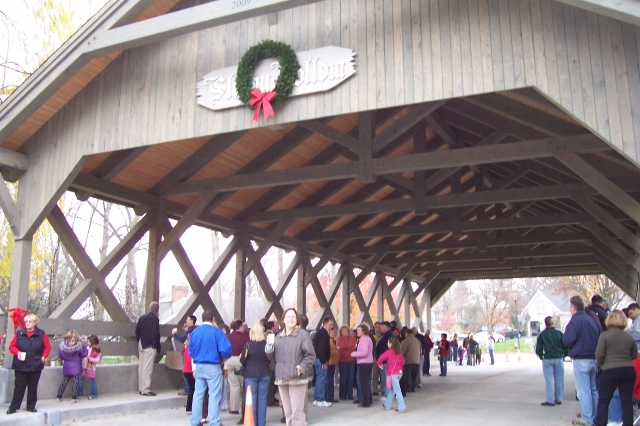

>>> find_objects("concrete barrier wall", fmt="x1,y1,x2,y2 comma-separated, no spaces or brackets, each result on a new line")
0,363,183,403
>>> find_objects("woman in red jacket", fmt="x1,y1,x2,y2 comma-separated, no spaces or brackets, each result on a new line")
336,325,356,400
7,314,51,414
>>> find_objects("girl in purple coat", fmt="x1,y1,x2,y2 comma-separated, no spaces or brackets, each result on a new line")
56,330,88,403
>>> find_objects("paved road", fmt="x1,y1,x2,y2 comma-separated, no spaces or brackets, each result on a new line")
63,354,579,426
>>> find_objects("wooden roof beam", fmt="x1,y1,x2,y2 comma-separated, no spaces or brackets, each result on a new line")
556,152,640,226
161,134,606,197
348,230,590,255
85,0,325,56
415,255,598,273
76,146,147,201
437,266,603,280
382,245,593,266
250,183,591,222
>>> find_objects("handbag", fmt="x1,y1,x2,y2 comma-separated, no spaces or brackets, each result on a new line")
165,350,184,370
235,342,250,376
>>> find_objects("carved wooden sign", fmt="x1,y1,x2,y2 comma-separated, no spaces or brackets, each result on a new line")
196,46,356,111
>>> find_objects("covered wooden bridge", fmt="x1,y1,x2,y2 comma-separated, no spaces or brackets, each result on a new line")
0,0,639,360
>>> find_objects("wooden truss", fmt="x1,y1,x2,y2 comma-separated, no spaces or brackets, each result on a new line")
3,89,640,362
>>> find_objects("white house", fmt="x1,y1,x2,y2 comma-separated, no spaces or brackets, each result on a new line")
521,289,571,336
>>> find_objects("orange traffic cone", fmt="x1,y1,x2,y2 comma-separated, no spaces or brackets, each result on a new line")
505,351,510,362
244,385,255,426
481,353,486,363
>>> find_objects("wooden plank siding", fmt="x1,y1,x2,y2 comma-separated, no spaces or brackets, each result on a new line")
13,0,640,238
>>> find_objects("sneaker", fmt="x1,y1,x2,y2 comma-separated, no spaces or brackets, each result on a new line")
312,400,319,406
608,422,623,426
572,420,593,426
396,409,406,413
317,401,332,407
88,396,96,400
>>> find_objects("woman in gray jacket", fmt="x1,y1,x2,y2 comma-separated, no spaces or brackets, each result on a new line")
594,310,638,426
266,308,315,426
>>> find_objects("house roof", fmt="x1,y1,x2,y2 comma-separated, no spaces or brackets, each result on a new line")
540,288,571,313
522,288,571,315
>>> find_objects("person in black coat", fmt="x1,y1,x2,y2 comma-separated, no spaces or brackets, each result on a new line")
7,314,52,414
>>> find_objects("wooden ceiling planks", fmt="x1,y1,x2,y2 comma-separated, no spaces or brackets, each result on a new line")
69,88,640,286
1,0,181,151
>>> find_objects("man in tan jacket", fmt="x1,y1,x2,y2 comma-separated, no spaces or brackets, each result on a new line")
400,329,422,392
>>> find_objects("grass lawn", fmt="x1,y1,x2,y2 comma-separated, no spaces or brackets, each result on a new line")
493,337,537,354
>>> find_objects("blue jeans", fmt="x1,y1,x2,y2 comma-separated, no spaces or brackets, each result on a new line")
244,376,269,426
573,358,598,424
489,349,495,365
608,389,623,423
77,377,98,398
338,361,355,399
191,364,223,426
324,365,336,402
439,354,447,376
380,364,388,397
384,374,405,411
542,358,564,404
313,358,328,402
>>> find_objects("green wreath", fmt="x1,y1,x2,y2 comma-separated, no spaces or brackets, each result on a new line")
236,40,300,107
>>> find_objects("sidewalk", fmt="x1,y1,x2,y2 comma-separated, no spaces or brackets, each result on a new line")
1,355,579,426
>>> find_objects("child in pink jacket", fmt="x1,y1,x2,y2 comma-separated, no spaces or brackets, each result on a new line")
377,337,406,412
78,335,101,399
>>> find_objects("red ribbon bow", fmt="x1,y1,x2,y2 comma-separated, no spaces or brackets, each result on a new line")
8,308,28,330
249,89,277,122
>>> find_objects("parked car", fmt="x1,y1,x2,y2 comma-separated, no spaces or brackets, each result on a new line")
473,331,505,344
503,328,522,339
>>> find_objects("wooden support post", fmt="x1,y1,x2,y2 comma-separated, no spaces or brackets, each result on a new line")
424,286,432,332
297,255,306,316
145,210,163,307
0,180,20,235
235,240,246,321
4,238,32,368
404,279,412,327
340,264,350,327
377,275,385,321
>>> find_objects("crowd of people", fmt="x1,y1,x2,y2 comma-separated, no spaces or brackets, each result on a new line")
536,295,640,426
160,308,445,426
17,294,640,426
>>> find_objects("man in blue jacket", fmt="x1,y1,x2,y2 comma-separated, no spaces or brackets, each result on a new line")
562,296,600,426
189,311,232,426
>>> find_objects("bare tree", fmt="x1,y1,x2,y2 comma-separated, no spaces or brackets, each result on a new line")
470,280,515,333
